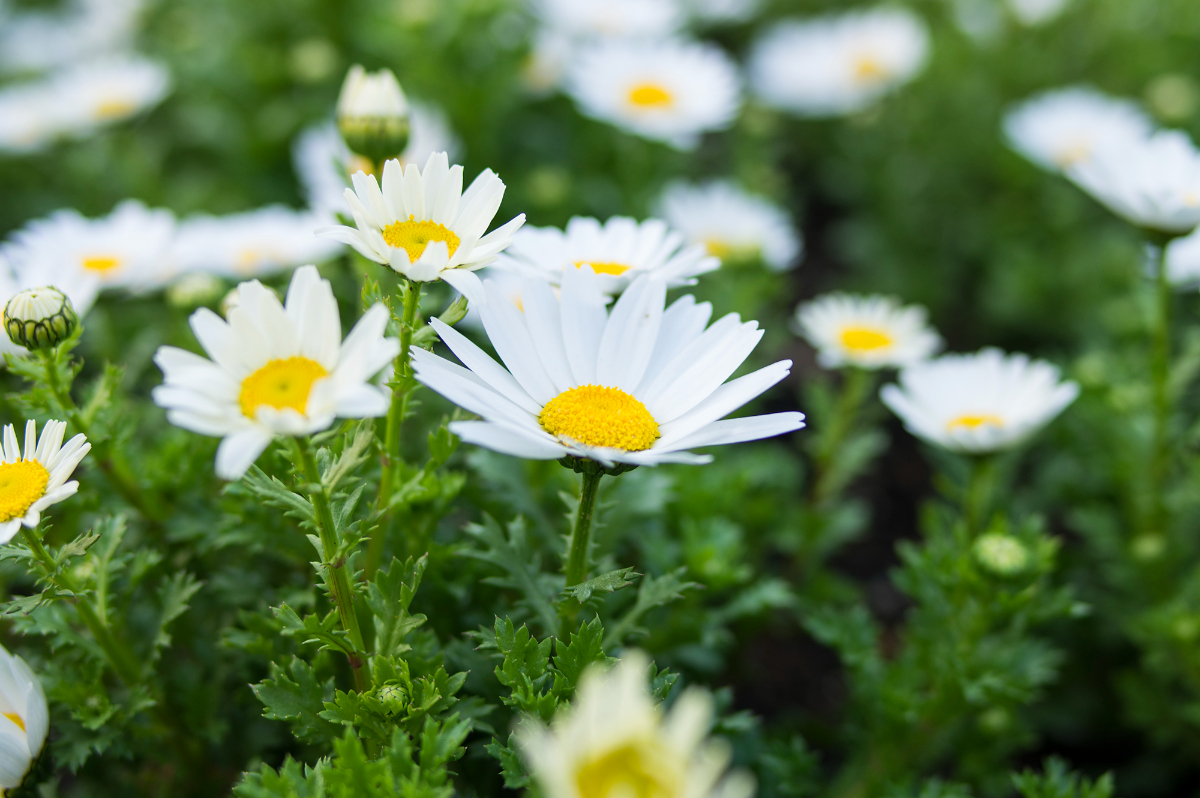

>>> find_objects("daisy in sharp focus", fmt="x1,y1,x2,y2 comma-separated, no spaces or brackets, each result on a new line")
316,151,525,301
564,39,741,150
1003,87,1153,172
152,265,400,479
170,206,343,280
657,181,802,272
795,293,941,370
748,8,930,118
0,643,48,794
0,420,91,544
880,348,1078,453
412,269,804,467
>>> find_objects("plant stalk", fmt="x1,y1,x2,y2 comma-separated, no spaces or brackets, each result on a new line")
1150,242,1172,535
811,366,873,505
963,454,995,537
564,471,603,588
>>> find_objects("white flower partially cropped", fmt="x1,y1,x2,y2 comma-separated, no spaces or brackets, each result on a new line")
412,270,804,467
880,348,1078,453
530,0,682,39
170,206,343,280
657,181,802,272
0,84,58,154
316,152,525,298
1003,87,1153,172
564,39,741,150
517,651,754,798
497,216,719,296
0,259,27,359
1166,228,1200,287
795,293,941,370
152,266,400,480
1067,130,1200,235
749,8,930,117
0,0,143,75
0,643,48,793
0,420,90,543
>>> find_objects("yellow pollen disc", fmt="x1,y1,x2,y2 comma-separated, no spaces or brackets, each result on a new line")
94,98,136,120
574,261,631,276
575,742,678,798
947,414,1005,431
852,55,888,83
2,713,23,733
382,215,461,263
627,83,674,108
0,460,49,523
238,357,328,419
82,256,121,273
539,385,659,451
839,326,893,352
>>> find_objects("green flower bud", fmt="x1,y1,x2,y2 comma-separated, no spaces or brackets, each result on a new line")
973,533,1029,576
337,65,410,165
375,682,409,716
437,294,470,327
4,287,78,350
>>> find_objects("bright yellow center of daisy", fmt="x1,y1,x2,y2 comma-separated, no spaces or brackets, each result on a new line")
852,55,888,83
3,713,23,732
539,385,659,451
628,83,674,108
0,460,49,523
82,255,121,273
238,357,328,419
94,98,136,120
382,215,461,263
574,261,631,276
575,742,677,798
839,326,893,352
947,414,1004,431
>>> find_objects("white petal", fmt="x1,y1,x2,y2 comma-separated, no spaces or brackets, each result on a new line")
215,428,274,480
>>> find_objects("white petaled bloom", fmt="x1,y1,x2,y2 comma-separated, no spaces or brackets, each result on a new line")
170,206,344,280
880,348,1079,453
152,266,401,480
1067,130,1200,235
1003,87,1153,172
496,216,719,296
523,29,574,95
564,39,741,150
316,152,525,299
0,420,91,544
336,65,407,120
657,181,802,272
517,651,754,798
1007,0,1070,25
0,83,59,154
0,643,48,793
412,270,804,468
748,8,930,118
530,0,683,38
1166,228,1200,287
794,293,941,370
0,0,144,75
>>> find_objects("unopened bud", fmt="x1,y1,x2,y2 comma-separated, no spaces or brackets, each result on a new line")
4,287,77,350
375,682,408,716
437,294,470,327
337,65,410,165
973,533,1029,576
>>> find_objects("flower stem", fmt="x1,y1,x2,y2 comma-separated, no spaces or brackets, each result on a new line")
963,454,995,538
811,366,873,506
1150,242,1172,535
564,471,603,588
290,436,369,693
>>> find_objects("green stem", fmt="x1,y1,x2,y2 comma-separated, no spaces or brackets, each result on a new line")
1150,242,1172,535
564,471,603,588
291,436,369,693
963,455,996,538
811,367,873,505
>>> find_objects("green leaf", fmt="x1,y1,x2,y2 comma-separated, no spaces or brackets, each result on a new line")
560,567,639,604
1011,758,1115,798
366,555,429,657
460,515,559,637
552,617,609,700
274,604,352,655
485,734,531,790
251,657,340,744
234,758,323,798
323,730,392,797
323,421,375,493
603,568,699,648
233,466,316,526
151,572,203,657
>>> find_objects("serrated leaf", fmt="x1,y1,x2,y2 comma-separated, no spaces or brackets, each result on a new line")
560,567,639,604
460,515,559,637
486,734,531,790
603,568,699,647
152,572,203,656
552,617,608,700
366,555,429,657
323,421,375,493
252,658,339,744
234,466,316,526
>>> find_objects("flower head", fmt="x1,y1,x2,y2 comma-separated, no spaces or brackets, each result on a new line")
4,287,77,351
1003,87,1153,172
795,293,941,370
0,420,90,543
0,643,48,792
412,270,803,468
880,348,1078,453
0,0,143,74
152,266,400,479
531,0,683,38
657,181,802,271
170,206,343,280
336,65,410,164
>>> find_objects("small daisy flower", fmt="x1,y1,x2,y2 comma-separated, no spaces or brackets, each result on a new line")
564,39,741,150
0,643,48,793
657,181,802,271
795,293,941,370
0,420,91,543
1067,130,1200,235
530,0,683,39
0,0,143,75
497,216,719,296
517,650,754,798
170,206,343,280
749,8,930,118
1003,87,1153,172
316,151,525,300
152,266,400,480
880,348,1079,453
412,270,804,468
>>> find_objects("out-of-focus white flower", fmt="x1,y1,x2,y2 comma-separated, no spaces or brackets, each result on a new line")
564,39,741,150
795,293,941,370
1165,228,1200,287
881,348,1078,453
522,29,574,95
530,0,683,39
1003,87,1153,172
657,181,801,271
0,258,28,359
497,216,719,296
336,65,407,121
749,8,930,118
0,0,144,75
1007,0,1070,25
171,206,343,280
0,420,90,543
1067,130,1200,235
517,651,755,798
682,0,761,23
0,643,48,792
0,84,58,154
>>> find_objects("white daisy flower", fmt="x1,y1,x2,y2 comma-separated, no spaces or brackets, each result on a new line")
1067,129,1200,235
564,39,741,150
517,650,754,798
0,82,64,154
412,270,804,468
496,216,719,296
0,643,48,793
880,348,1079,453
1003,87,1153,172
748,8,931,118
316,152,525,299
795,293,941,370
523,29,574,95
50,56,170,137
0,0,144,75
530,0,683,39
657,181,802,271
170,206,343,280
152,266,400,480
0,420,91,543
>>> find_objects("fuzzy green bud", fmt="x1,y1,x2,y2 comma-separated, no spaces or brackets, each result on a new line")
4,287,77,350
375,682,409,716
973,533,1029,576
337,65,410,165
437,294,470,327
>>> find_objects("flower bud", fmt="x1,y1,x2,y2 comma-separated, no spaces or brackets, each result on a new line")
375,682,409,716
972,533,1029,576
336,65,410,165
437,294,470,327
4,287,78,350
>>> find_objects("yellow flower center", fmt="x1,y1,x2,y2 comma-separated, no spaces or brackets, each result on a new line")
238,357,328,419
539,385,659,451
382,215,461,263
82,256,121,273
627,83,674,108
94,98,137,120
839,326,893,352
575,742,678,798
852,54,888,83
947,414,1005,431
703,239,759,262
574,261,632,277
0,460,49,523
3,713,23,733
